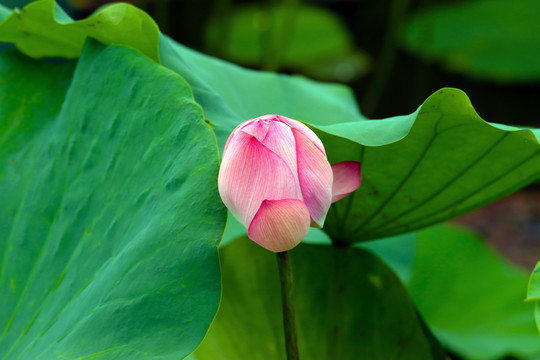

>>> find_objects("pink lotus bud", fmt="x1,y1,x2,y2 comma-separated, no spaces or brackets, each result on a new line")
218,115,360,252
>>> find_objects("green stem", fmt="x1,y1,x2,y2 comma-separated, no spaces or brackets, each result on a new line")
326,245,348,359
261,0,300,72
277,251,300,360
361,0,411,117
207,0,232,56
153,0,170,35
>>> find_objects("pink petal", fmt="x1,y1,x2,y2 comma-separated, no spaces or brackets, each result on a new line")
218,131,298,227
240,118,271,142
223,116,270,154
275,115,326,155
293,128,333,227
223,130,237,155
331,161,362,203
260,120,302,199
248,199,310,252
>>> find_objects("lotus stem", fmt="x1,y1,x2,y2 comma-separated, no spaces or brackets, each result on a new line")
361,0,411,117
327,245,348,359
277,251,300,360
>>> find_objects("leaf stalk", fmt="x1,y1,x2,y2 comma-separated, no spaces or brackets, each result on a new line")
277,250,300,360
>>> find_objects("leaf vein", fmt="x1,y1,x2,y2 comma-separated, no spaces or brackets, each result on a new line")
362,132,510,235
349,117,441,236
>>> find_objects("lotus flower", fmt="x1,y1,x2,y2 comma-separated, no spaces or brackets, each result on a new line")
218,115,361,252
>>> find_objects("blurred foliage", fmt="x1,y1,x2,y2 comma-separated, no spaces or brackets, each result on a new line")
359,224,540,360
204,3,370,81
455,190,540,270
404,226,540,360
527,262,540,334
402,0,540,83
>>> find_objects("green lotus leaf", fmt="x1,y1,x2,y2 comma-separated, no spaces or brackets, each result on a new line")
527,261,540,333
0,3,10,20
159,35,366,152
401,0,540,82
204,3,369,80
0,0,160,62
194,238,443,360
364,225,540,359
313,89,540,242
0,40,225,359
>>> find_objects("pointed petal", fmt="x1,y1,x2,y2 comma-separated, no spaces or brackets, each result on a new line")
293,128,333,227
276,115,326,155
260,120,302,199
331,161,362,203
223,121,249,154
218,132,298,227
223,116,271,154
240,117,270,142
248,199,310,252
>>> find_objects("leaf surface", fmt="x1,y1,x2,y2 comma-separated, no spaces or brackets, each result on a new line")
194,238,443,360
0,0,160,62
314,89,540,242
527,262,540,334
401,0,540,82
0,40,225,359
363,225,540,360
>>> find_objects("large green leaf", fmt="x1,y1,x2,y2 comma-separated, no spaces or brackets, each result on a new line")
194,238,443,360
362,225,540,360
401,0,540,82
0,3,10,20
409,226,540,359
0,0,160,62
527,262,540,333
0,40,225,359
314,89,540,242
0,45,75,155
159,35,366,152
